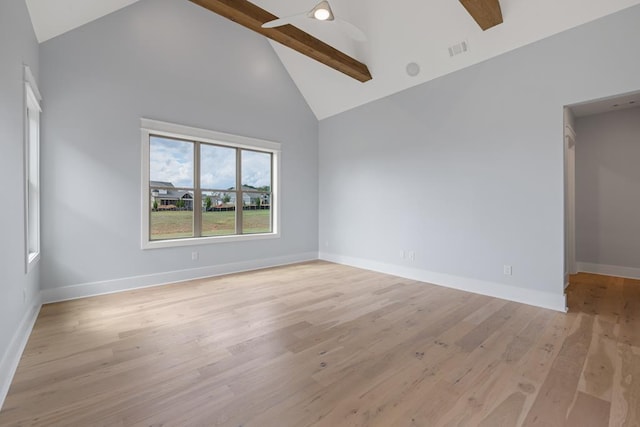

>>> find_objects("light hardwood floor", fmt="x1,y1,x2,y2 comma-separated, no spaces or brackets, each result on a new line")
0,261,638,426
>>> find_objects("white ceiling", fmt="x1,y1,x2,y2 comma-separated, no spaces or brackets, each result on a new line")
24,0,640,119
25,0,139,43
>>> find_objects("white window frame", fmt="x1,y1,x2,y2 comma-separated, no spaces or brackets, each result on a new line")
141,118,281,249
24,66,42,272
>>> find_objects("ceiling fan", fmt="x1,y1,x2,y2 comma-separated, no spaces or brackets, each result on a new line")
261,1,367,42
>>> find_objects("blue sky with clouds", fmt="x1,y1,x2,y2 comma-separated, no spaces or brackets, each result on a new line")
150,136,271,190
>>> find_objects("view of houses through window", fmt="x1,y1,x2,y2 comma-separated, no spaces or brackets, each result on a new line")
149,135,273,241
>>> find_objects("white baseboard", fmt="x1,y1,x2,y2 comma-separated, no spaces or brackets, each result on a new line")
3,251,567,411
41,252,319,303
320,252,567,312
0,295,42,411
576,262,640,280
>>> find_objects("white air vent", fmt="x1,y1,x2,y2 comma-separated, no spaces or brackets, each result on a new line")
448,41,469,57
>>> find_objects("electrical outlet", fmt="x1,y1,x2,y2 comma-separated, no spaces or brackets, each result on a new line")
504,265,512,276
192,251,199,261
409,251,415,261
401,250,406,259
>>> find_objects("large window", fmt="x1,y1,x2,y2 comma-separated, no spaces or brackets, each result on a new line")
141,119,280,249
24,66,41,271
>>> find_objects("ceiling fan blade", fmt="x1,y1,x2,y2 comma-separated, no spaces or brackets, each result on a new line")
262,3,366,42
262,13,305,28
335,18,367,42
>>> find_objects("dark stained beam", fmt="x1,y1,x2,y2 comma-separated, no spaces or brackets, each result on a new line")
189,0,372,82
459,0,503,31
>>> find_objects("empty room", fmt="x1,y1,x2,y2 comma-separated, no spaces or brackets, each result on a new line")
1,0,639,425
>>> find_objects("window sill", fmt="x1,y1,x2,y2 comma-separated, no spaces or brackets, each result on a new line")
142,232,280,250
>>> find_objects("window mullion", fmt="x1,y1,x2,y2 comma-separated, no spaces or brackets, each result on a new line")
193,141,202,237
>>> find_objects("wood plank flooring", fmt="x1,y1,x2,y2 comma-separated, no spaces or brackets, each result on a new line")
0,261,638,426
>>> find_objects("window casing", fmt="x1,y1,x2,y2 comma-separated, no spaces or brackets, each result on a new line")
24,66,41,271
141,119,280,249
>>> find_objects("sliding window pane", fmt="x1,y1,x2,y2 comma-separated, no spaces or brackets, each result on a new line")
241,150,271,191
149,136,194,188
202,191,236,237
201,144,236,190
150,189,194,240
149,136,194,240
242,192,271,234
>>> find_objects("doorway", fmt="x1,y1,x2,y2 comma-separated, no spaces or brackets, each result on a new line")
564,90,640,308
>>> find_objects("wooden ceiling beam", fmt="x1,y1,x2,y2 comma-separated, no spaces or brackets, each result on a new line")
459,0,503,31
189,0,372,82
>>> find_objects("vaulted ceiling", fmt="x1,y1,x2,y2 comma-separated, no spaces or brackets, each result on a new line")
25,0,640,119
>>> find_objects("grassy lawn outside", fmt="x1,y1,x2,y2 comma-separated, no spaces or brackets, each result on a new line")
150,210,271,240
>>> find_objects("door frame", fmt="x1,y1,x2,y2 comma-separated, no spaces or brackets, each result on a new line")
564,119,577,289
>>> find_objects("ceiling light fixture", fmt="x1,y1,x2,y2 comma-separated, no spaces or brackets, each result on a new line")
310,1,334,21
262,1,366,42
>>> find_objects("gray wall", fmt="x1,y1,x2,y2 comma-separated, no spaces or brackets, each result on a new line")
0,0,40,372
319,5,640,299
576,107,640,269
39,0,318,290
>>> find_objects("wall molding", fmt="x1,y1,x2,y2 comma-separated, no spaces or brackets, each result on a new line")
0,295,42,411
577,262,640,280
41,252,318,303
320,252,567,312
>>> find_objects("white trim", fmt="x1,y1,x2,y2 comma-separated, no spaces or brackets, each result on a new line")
27,252,41,270
564,124,576,141
23,66,41,103
272,146,281,239
576,262,640,280
320,252,567,312
0,295,42,411
41,252,318,303
143,232,281,249
24,67,41,273
140,119,281,249
140,118,281,151
564,128,577,277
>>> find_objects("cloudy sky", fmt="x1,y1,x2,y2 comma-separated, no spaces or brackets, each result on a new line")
150,136,271,190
